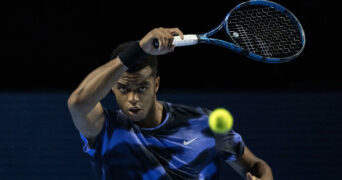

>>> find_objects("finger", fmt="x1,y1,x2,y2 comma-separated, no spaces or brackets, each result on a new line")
161,28,174,49
246,172,253,180
154,28,165,49
167,35,174,48
169,27,184,39
158,28,174,49
168,27,184,40
167,38,173,48
247,173,259,180
160,32,168,49
158,28,172,49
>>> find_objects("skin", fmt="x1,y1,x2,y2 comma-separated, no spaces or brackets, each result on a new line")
112,67,164,128
67,27,273,180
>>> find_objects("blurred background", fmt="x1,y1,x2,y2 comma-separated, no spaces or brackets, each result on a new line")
3,0,342,179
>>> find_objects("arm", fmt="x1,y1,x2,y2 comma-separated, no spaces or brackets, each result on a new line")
227,146,273,180
67,27,184,146
67,58,127,146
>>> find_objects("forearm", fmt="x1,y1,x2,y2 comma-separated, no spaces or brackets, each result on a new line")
250,159,273,180
68,57,127,113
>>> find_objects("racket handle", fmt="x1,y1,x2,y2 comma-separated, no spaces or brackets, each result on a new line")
152,35,198,49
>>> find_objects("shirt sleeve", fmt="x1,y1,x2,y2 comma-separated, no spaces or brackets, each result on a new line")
79,108,114,159
199,107,245,161
79,128,105,159
214,130,245,162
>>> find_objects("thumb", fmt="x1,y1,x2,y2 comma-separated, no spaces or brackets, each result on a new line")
246,172,253,180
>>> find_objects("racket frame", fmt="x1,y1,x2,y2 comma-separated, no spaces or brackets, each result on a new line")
173,0,306,63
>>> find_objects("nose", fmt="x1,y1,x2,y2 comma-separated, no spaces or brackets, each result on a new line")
128,91,139,104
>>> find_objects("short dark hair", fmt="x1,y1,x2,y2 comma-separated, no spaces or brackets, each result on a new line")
110,41,158,77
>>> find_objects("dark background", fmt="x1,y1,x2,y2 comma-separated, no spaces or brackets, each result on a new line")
3,0,342,180
5,0,342,91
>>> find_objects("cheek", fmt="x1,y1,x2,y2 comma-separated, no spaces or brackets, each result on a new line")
143,89,155,101
139,91,155,110
113,92,126,108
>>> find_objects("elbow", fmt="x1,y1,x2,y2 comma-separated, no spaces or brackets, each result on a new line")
67,90,86,112
67,94,79,111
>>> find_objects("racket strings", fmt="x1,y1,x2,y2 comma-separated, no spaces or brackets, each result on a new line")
228,6,303,58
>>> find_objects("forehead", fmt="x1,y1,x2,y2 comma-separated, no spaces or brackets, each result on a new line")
117,67,153,85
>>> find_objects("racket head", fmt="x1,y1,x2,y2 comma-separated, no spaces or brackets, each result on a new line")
216,0,305,63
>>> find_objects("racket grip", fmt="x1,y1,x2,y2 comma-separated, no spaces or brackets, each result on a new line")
152,35,198,49
173,35,198,47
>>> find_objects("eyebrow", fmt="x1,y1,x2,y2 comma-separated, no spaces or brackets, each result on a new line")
137,81,149,86
117,81,149,87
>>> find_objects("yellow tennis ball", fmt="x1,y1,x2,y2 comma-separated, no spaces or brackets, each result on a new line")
209,108,234,134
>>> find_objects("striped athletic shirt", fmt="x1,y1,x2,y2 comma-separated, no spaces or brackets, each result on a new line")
79,101,245,179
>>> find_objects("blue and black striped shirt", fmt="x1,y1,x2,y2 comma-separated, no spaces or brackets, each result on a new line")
80,101,244,179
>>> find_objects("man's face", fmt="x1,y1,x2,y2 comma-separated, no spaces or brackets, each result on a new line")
112,66,160,122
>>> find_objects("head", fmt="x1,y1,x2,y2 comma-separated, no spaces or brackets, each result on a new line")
110,41,160,122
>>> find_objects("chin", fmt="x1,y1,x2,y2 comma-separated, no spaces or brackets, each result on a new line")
129,116,144,122
125,112,146,122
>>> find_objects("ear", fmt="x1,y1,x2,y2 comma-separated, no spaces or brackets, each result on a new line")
154,76,160,93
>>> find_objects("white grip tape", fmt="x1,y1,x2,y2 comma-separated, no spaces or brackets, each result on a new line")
172,34,198,47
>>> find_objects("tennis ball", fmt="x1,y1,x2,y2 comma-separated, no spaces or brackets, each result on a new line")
209,108,234,134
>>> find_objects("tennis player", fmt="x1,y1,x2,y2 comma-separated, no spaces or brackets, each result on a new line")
67,27,273,180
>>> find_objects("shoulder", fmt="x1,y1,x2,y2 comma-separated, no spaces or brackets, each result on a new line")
101,108,118,125
165,101,212,117
103,108,118,119
103,108,133,128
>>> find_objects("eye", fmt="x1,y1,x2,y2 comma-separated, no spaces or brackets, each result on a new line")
139,86,148,92
118,86,128,93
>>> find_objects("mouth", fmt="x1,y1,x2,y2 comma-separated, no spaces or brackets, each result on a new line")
127,107,142,116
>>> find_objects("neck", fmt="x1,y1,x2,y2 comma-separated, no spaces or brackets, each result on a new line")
137,100,164,128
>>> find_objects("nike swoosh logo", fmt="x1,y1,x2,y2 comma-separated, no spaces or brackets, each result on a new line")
183,138,198,146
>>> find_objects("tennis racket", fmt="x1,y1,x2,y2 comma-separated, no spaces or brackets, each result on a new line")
153,0,305,63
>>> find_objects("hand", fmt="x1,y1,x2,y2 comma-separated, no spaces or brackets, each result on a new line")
246,172,261,180
139,27,184,55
